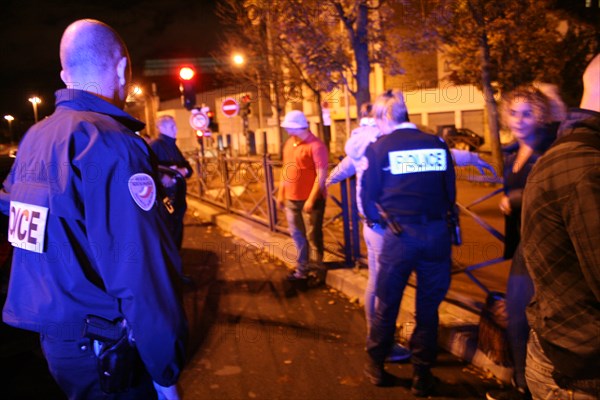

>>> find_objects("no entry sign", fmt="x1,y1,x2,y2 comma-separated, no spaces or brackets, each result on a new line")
221,97,239,117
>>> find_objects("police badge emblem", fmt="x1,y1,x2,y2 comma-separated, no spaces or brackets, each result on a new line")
128,173,156,211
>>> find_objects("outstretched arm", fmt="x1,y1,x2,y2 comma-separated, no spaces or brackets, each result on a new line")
326,156,356,187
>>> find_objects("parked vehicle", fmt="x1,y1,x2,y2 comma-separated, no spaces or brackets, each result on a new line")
437,125,484,151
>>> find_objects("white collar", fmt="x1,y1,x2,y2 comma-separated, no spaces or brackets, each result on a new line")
391,122,417,130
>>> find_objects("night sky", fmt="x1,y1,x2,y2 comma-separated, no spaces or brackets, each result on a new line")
0,0,224,131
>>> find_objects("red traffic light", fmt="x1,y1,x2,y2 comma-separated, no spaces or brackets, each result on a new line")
179,66,197,110
179,67,195,81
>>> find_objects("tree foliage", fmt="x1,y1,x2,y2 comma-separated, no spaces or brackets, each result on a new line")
398,0,599,172
399,0,598,101
277,0,405,111
217,0,404,120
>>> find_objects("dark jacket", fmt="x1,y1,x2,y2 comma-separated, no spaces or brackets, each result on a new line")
1,89,187,387
501,123,558,258
361,127,456,223
523,109,600,379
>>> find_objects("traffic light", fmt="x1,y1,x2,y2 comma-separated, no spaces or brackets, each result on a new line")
179,66,196,110
240,94,251,117
206,109,218,132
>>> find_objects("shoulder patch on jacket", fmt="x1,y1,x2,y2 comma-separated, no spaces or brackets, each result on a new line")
128,173,156,211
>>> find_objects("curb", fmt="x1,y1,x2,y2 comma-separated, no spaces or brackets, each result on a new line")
186,197,512,383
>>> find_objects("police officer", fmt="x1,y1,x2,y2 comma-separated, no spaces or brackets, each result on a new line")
361,90,457,397
150,115,193,251
1,20,186,399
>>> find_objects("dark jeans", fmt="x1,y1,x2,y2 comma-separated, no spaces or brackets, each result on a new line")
366,220,451,371
40,334,156,400
506,244,534,389
284,198,325,274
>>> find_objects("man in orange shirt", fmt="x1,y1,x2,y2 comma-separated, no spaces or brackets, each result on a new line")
276,110,329,280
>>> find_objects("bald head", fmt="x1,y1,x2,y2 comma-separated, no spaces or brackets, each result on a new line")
580,54,600,112
59,19,131,107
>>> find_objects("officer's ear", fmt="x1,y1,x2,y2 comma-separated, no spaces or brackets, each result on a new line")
116,56,128,88
60,70,74,88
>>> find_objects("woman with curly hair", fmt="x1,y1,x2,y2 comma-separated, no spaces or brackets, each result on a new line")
499,84,565,256
486,84,566,400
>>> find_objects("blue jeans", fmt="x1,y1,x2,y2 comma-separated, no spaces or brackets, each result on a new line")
366,220,451,370
506,244,534,390
363,222,385,333
525,330,599,400
41,334,156,400
284,198,325,274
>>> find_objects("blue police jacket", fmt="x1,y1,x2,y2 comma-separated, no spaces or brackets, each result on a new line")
361,127,456,223
0,89,187,387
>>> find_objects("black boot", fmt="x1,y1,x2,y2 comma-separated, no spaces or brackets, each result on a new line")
364,359,393,386
411,367,438,397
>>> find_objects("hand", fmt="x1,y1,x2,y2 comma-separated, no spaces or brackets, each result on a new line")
170,165,187,177
176,167,188,177
160,174,175,187
303,199,315,213
499,196,512,215
474,158,496,177
450,149,497,177
153,381,180,400
276,197,285,210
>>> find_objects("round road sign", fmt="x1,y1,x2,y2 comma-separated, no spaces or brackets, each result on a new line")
221,97,239,117
190,112,209,130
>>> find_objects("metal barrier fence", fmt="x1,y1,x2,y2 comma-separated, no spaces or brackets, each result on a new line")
186,151,355,265
186,151,507,295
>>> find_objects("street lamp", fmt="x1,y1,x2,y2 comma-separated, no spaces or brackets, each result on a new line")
126,84,158,137
4,115,14,143
28,96,41,123
232,54,245,66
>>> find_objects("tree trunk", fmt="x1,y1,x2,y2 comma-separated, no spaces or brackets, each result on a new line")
479,33,504,176
353,2,371,115
315,92,324,140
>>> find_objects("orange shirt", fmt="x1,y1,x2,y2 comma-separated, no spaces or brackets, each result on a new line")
281,132,329,200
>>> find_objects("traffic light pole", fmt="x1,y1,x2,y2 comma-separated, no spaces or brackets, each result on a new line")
256,73,265,132
242,114,249,155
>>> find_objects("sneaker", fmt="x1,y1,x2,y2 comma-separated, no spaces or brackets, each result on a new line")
411,370,438,397
486,387,531,400
363,361,393,386
385,343,411,363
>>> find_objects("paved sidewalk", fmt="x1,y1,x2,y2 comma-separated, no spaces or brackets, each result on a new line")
187,197,513,384
178,213,506,399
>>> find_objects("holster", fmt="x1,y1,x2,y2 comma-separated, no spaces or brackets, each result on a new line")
83,315,141,394
448,206,462,246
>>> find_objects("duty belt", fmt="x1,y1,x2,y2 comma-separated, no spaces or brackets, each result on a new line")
391,214,445,224
366,213,444,227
